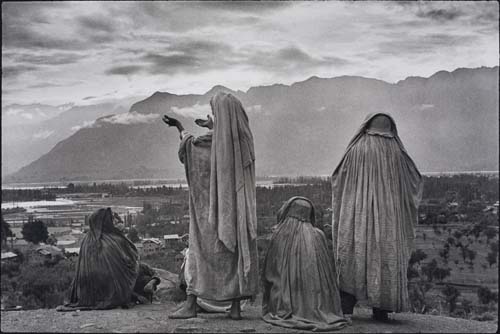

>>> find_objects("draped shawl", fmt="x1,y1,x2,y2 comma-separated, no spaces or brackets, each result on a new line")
66,208,139,309
208,92,258,282
262,197,347,331
331,113,423,312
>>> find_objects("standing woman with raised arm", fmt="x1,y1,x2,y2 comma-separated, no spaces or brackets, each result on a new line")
163,92,259,320
331,113,423,322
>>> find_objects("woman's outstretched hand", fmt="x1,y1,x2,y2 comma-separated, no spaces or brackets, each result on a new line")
163,115,184,132
195,114,213,129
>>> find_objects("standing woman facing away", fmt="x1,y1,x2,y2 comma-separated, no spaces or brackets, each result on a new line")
331,113,423,322
163,92,259,320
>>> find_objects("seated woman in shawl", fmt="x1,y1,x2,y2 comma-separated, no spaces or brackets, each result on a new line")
262,196,347,331
58,208,140,311
163,92,259,320
331,114,423,322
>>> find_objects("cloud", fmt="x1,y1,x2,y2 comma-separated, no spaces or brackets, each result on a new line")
418,104,435,111
416,8,463,21
106,39,236,76
377,33,476,56
71,120,95,131
196,1,292,13
6,52,87,66
77,15,116,33
100,111,160,125
2,65,37,78
142,53,201,72
2,25,87,51
105,65,144,76
170,103,212,119
244,46,350,72
32,130,54,139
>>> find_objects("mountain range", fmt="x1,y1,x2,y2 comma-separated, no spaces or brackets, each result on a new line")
4,66,498,183
1,96,143,176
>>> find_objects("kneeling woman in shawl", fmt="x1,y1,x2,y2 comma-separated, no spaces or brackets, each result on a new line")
61,208,140,310
262,197,347,331
331,113,423,321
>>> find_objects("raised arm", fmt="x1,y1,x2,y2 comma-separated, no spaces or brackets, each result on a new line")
162,115,185,139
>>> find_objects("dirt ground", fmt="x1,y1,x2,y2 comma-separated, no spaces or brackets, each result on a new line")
1,299,497,333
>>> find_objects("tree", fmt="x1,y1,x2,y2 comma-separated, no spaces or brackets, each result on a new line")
447,237,455,246
453,230,463,241
409,249,428,266
421,259,438,282
487,251,497,268
466,248,476,267
1,216,14,249
490,242,499,254
477,286,495,304
484,227,497,243
461,298,473,316
127,227,140,243
439,243,450,264
21,220,49,244
46,234,57,246
434,267,451,282
442,285,460,313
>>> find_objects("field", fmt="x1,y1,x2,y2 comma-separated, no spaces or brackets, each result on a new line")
1,174,498,320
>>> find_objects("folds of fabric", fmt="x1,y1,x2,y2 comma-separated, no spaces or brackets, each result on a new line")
67,208,139,310
331,113,423,312
207,92,259,298
179,131,258,300
262,197,347,331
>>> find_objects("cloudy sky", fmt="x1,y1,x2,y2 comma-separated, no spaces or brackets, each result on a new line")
2,1,498,107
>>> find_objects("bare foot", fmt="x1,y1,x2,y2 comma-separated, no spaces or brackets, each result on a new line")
169,295,197,319
169,305,197,319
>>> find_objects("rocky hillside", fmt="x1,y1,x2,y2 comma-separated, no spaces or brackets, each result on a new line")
6,66,498,182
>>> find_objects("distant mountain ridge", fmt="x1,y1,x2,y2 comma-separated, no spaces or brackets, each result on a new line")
5,66,499,183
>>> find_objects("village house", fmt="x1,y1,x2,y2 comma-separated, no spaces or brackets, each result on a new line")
1,252,18,263
164,234,181,249
31,244,64,262
64,247,80,259
141,238,162,255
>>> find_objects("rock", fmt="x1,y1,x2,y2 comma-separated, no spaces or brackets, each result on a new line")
80,323,95,329
174,326,200,333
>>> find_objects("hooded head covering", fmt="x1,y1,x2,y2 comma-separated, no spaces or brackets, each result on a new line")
88,208,121,240
208,92,257,278
277,196,317,227
333,112,420,178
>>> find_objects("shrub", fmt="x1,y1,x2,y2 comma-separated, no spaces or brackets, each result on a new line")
442,285,460,313
409,249,428,266
1,258,74,309
472,312,496,322
477,286,496,304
